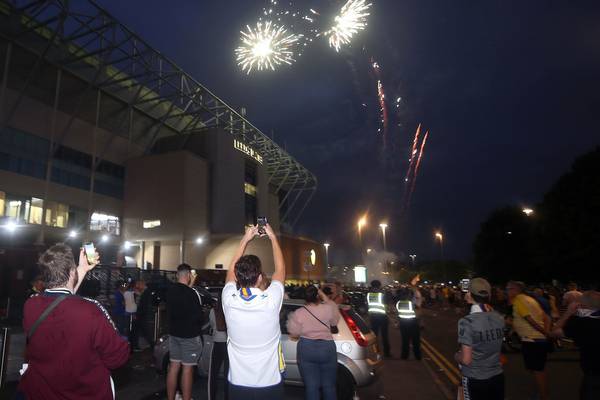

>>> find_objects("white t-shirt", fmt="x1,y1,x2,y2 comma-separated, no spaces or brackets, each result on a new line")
124,290,137,313
222,280,284,387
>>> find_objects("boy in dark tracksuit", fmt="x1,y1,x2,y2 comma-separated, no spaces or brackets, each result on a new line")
455,278,505,400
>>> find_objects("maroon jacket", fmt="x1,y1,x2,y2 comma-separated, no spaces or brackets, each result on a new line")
18,289,130,400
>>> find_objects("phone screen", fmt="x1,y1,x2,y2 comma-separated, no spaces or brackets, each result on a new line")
83,242,96,264
257,217,267,235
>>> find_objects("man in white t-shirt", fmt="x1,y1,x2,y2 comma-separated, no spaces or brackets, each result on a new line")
222,223,286,400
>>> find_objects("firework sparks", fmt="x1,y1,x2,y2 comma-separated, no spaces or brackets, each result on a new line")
407,130,429,206
235,21,300,74
404,124,422,183
323,0,372,52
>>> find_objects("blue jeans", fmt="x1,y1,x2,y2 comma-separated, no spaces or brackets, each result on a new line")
297,338,337,400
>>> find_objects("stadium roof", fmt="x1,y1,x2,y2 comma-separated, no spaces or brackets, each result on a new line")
0,0,317,227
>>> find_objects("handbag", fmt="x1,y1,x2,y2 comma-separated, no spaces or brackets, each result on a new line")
302,306,339,334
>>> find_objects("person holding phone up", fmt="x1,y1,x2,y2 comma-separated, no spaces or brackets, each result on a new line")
17,243,129,400
286,285,340,400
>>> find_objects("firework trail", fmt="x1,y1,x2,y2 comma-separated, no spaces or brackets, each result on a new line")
403,123,421,184
406,130,429,207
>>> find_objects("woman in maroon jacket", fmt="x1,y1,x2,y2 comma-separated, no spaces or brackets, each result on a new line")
17,244,130,400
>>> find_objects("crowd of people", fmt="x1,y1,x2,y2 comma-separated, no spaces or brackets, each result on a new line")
12,230,600,400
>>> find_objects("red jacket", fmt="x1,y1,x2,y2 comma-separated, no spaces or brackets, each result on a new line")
18,290,130,400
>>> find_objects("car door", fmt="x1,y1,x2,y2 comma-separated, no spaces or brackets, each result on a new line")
279,304,302,384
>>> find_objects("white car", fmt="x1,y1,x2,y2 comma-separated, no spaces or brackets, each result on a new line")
154,299,382,399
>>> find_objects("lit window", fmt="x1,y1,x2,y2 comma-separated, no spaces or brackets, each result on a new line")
244,182,257,197
0,191,4,217
6,200,22,220
45,201,69,228
90,212,120,235
28,197,44,225
143,220,161,229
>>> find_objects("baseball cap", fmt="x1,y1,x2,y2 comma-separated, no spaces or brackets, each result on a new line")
469,278,491,298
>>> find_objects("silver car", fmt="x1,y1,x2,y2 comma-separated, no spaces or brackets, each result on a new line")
154,299,382,399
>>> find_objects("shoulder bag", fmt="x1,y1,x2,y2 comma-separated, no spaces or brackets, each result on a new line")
302,305,339,334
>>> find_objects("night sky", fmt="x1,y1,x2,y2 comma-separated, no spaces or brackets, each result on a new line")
99,0,600,265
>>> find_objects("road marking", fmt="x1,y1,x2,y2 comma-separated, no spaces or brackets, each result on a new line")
421,343,460,386
421,338,461,377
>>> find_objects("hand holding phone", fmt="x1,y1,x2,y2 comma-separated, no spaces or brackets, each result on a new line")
257,217,268,236
83,242,97,265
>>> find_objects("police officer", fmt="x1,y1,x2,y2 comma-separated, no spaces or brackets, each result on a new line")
396,286,422,360
368,280,391,357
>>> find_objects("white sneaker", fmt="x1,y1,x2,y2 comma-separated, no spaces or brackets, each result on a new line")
175,393,183,400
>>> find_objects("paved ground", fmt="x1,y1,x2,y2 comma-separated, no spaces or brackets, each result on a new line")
1,305,583,399
418,306,582,400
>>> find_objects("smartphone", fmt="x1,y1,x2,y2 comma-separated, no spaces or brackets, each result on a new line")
83,242,96,264
257,216,268,235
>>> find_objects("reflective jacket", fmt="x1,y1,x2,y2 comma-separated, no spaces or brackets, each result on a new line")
367,292,387,314
396,300,416,319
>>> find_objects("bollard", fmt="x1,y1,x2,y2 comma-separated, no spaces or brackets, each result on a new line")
0,327,9,389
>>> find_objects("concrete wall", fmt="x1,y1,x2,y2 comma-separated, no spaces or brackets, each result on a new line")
123,151,209,242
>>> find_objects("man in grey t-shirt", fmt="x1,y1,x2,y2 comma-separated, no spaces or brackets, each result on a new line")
455,278,505,400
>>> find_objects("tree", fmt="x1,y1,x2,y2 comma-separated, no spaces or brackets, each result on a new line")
536,147,600,282
473,147,600,284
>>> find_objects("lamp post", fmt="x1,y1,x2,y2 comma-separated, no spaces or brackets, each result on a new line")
357,216,367,243
409,254,416,268
379,223,388,252
323,243,330,268
435,232,445,281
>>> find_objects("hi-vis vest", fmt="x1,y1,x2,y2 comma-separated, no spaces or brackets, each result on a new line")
367,292,386,314
396,300,416,319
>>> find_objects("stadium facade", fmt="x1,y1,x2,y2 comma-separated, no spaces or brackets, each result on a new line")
0,0,322,283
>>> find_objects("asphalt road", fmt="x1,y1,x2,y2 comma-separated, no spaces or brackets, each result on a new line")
418,305,583,400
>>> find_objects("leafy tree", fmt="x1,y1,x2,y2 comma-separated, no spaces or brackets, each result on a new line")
536,147,600,282
473,147,600,284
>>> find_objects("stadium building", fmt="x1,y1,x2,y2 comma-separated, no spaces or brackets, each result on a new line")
0,0,323,291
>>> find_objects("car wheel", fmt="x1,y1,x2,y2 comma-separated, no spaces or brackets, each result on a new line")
336,365,356,400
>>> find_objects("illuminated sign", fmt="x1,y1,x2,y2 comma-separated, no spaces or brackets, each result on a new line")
234,139,263,164
354,266,367,283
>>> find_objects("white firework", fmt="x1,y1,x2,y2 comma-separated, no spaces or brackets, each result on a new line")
323,0,372,52
235,21,300,74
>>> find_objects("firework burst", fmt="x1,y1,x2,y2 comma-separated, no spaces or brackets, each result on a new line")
235,21,301,74
323,0,372,52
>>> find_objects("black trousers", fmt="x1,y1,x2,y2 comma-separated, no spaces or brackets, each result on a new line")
399,317,421,360
229,380,283,400
581,373,600,400
131,316,154,350
462,373,504,400
370,314,390,356
209,341,229,400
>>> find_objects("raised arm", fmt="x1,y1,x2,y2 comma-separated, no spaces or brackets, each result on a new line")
74,249,98,294
226,225,259,283
265,224,285,283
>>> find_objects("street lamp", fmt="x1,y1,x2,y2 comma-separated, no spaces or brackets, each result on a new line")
323,243,330,268
522,208,534,216
357,215,367,242
435,231,445,281
379,223,388,252
366,248,372,254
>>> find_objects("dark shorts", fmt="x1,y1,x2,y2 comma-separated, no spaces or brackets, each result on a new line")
462,373,504,400
521,341,549,371
169,335,202,366
228,380,284,400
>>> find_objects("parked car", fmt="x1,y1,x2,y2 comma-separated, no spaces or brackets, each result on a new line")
154,298,382,399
